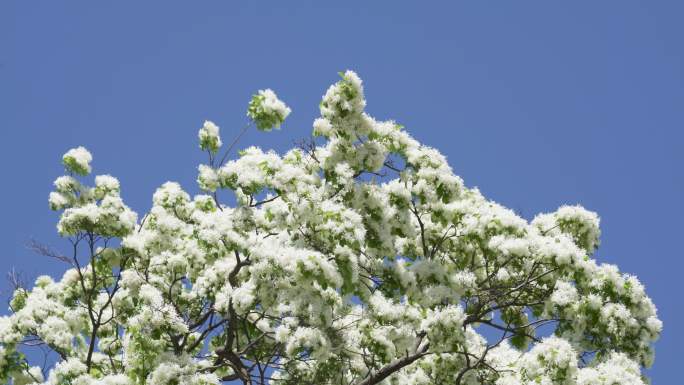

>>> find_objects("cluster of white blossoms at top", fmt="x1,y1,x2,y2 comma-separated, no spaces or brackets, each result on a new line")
62,146,93,176
198,120,222,153
247,88,291,131
0,71,661,385
48,151,137,237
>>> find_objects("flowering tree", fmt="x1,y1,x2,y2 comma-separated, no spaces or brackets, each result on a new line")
1,72,661,385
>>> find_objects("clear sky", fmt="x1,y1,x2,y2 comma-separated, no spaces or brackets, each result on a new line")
1,1,682,382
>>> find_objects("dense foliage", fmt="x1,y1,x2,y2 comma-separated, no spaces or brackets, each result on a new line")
0,72,661,385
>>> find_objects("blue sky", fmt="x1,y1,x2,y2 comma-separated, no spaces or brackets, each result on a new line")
1,1,682,382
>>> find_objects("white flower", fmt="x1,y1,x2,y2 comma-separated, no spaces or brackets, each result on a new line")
94,174,120,198
247,89,291,131
62,146,93,175
550,280,579,307
197,164,219,192
521,337,578,385
49,191,70,210
577,352,645,385
320,70,365,121
313,117,333,136
198,120,222,153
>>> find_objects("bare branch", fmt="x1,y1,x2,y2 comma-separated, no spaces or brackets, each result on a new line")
26,239,72,265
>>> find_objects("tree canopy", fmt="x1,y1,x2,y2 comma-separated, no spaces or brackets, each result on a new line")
1,71,661,385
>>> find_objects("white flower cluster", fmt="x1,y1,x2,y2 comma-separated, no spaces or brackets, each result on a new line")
532,205,601,253
319,70,366,123
247,89,291,131
485,338,650,385
57,195,137,237
198,120,222,153
576,352,646,385
0,71,660,385
48,151,136,238
62,146,93,175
